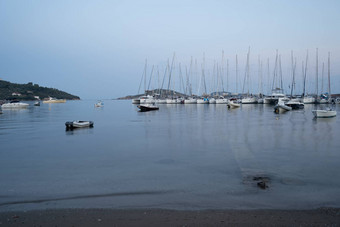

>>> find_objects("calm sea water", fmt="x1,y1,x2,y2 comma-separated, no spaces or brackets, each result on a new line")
0,100,340,211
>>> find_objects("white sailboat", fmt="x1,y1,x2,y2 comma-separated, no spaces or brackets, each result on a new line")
241,47,257,104
264,51,286,105
312,52,336,118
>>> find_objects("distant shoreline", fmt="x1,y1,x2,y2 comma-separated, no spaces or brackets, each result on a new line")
1,208,339,226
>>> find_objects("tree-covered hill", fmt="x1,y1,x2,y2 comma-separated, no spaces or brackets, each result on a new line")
0,80,80,100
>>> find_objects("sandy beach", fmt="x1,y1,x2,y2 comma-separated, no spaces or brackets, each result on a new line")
1,208,340,226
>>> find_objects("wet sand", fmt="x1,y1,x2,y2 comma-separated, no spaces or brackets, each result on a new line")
1,208,340,226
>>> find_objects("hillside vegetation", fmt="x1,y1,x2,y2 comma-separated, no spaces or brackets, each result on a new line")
0,80,80,100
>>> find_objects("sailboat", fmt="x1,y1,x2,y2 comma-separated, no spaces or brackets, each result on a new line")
312,52,336,118
241,47,257,104
302,50,315,104
264,51,286,105
286,51,304,109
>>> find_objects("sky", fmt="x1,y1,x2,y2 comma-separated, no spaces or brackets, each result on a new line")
1,0,340,99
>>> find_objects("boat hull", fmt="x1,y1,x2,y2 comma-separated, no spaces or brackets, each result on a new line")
312,110,337,118
1,103,29,108
65,121,94,129
137,104,159,112
241,97,257,104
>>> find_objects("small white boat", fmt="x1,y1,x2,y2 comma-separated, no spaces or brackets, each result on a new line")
274,99,292,113
137,104,159,112
94,101,104,107
1,100,29,108
34,101,40,106
227,100,241,109
312,108,337,118
65,120,94,129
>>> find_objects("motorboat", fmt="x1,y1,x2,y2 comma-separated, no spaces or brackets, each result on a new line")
137,104,159,112
65,120,94,129
312,108,337,118
274,98,292,113
34,101,40,106
43,97,66,103
1,100,29,108
94,101,104,107
285,100,304,110
227,100,241,109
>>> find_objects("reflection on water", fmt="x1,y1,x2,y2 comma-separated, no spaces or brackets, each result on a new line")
0,100,339,211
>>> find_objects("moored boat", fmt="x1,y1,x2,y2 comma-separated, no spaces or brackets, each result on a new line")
34,101,40,106
137,104,159,112
197,98,209,104
227,100,241,109
274,98,292,113
241,96,257,104
184,97,197,104
1,100,29,108
94,101,104,107
285,100,304,110
65,120,94,129
43,97,66,103
312,109,336,118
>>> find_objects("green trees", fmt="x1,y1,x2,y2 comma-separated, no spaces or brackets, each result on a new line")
0,80,80,100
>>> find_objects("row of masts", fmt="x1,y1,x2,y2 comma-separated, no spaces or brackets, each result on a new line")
137,49,333,99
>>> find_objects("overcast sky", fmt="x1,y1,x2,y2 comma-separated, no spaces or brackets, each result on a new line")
1,0,339,99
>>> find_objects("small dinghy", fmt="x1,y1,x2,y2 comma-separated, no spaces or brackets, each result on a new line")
137,104,159,112
94,101,104,107
227,100,241,109
34,101,40,106
65,120,94,129
312,108,337,118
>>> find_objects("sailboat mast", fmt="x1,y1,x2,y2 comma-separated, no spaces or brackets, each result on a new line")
321,62,324,94
328,52,331,98
316,48,318,97
167,53,176,96
236,55,238,94
144,59,147,94
303,50,308,96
